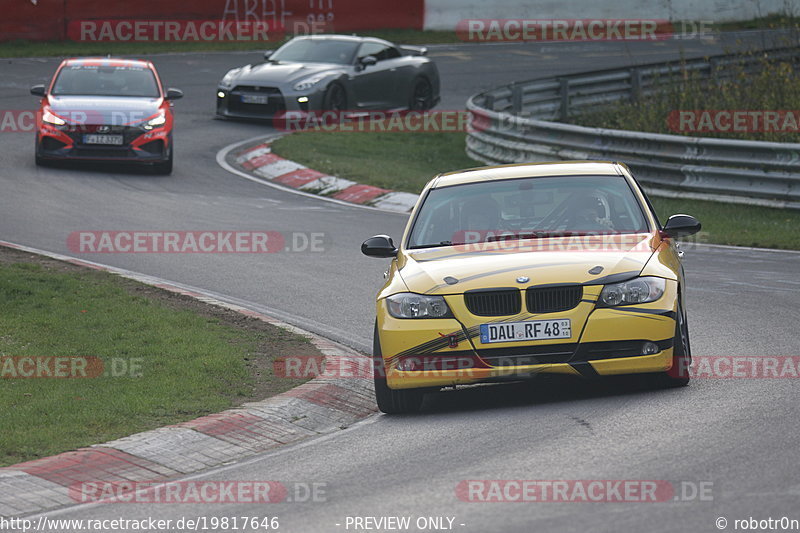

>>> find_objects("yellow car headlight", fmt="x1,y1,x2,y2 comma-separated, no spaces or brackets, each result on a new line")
386,293,452,319
598,277,665,307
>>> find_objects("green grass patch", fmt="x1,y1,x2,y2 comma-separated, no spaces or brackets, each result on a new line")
271,129,800,249
648,197,800,250
0,250,311,466
271,130,475,193
569,51,800,143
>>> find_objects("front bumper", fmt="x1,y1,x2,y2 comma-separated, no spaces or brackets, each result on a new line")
377,284,679,390
36,123,171,163
216,85,323,120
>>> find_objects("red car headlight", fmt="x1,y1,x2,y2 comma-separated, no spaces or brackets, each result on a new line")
41,109,66,126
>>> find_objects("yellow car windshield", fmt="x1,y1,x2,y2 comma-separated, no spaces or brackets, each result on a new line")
407,175,649,249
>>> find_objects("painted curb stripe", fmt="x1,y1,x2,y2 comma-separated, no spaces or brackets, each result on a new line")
230,137,418,213
274,168,327,188
299,175,357,195
234,143,270,164
333,184,392,204
283,383,376,417
242,152,282,170
11,448,178,486
254,159,304,179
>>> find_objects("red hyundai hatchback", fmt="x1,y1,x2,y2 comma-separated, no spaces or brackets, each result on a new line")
30,58,182,174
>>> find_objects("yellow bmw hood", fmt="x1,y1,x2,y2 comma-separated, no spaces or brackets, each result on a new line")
398,233,658,295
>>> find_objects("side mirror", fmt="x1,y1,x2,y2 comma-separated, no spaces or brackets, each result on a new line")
30,84,46,97
165,88,183,100
661,214,701,238
264,50,274,60
361,235,398,258
359,55,377,68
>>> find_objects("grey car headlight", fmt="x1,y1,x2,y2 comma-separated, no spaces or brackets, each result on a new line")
386,293,452,319
219,70,237,89
293,73,327,92
598,277,666,307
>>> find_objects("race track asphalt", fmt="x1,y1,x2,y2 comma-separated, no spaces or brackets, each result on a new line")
1,30,799,532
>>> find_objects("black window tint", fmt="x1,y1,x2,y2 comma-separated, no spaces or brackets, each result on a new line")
271,39,359,65
357,42,397,62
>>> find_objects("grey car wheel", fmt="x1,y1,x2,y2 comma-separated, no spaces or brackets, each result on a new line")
322,83,347,111
409,77,433,110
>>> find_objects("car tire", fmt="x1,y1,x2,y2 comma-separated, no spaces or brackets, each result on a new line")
409,77,433,111
652,300,691,388
322,83,347,111
372,323,425,414
34,138,47,167
153,147,173,175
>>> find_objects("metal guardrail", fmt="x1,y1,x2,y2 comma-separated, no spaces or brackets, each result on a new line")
466,46,800,209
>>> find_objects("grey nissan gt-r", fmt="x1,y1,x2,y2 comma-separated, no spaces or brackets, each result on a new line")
216,34,440,120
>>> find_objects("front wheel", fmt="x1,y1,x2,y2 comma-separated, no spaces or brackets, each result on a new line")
322,83,347,111
152,146,173,175
34,138,47,167
652,301,691,388
409,77,433,111
373,324,424,414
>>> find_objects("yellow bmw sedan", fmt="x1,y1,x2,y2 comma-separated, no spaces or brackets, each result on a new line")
362,161,701,414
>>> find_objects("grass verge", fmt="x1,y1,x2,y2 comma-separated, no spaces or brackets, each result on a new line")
0,247,315,467
569,44,800,143
272,130,475,193
271,130,800,249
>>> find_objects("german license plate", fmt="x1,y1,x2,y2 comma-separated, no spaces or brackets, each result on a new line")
83,134,123,145
480,319,571,344
241,94,269,104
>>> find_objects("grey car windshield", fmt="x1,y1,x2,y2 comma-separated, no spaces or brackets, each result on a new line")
407,175,650,248
52,65,159,97
270,39,359,64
